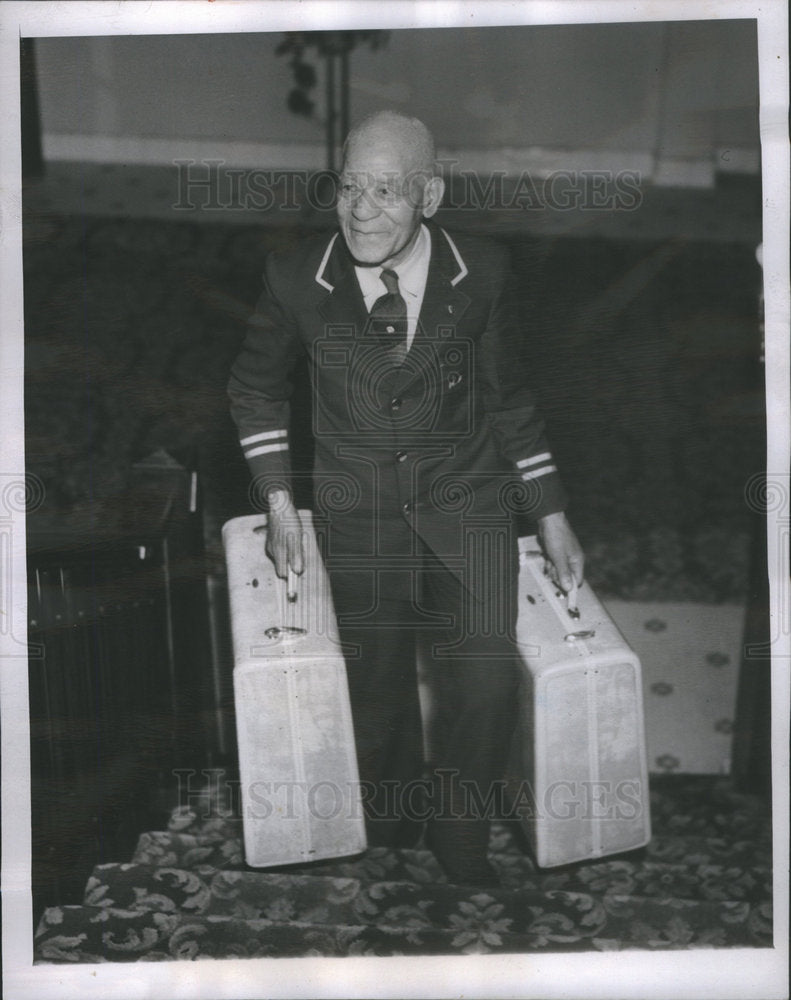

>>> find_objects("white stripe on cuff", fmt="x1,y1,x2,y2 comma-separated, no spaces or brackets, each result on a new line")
240,429,288,447
521,464,557,481
516,452,552,469
244,442,289,459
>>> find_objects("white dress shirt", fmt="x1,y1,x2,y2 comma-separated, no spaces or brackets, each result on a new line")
354,223,431,351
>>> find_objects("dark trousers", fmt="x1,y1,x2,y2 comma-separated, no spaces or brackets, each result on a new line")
325,513,520,867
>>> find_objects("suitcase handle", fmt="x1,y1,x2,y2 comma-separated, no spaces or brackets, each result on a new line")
564,629,596,642
264,625,307,640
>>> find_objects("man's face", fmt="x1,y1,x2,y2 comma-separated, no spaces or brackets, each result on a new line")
337,132,432,269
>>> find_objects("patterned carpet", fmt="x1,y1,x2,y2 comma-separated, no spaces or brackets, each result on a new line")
33,775,772,961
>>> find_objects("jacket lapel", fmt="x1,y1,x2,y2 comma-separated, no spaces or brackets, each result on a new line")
417,222,472,336
316,234,369,334
394,223,472,394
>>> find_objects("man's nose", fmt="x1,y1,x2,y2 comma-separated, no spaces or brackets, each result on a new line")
351,189,380,220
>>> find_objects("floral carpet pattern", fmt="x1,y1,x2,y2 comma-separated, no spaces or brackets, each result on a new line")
34,776,772,960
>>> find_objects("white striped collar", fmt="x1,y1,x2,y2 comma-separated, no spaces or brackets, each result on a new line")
315,225,470,292
314,233,339,291
439,227,468,287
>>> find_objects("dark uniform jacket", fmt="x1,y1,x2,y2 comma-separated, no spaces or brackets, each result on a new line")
228,219,567,589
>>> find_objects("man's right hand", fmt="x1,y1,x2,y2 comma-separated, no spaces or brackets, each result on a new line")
264,489,304,579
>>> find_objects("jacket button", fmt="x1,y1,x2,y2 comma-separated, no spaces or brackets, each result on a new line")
395,450,407,463
402,501,412,515
390,397,402,412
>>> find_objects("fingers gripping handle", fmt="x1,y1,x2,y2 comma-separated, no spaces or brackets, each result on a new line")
567,580,579,619
285,566,299,634
253,521,307,641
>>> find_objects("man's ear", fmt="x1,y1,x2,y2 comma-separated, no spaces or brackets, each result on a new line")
421,175,445,218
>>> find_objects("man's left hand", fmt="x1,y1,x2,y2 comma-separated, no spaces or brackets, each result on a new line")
537,511,585,593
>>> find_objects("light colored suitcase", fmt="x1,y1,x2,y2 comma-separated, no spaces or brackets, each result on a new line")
222,511,367,867
509,536,651,867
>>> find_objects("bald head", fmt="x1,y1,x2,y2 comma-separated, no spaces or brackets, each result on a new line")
343,111,437,177
337,110,445,268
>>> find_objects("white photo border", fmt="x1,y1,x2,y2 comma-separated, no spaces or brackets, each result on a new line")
1,2,788,998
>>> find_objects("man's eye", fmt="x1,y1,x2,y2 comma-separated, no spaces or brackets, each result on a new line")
341,183,359,197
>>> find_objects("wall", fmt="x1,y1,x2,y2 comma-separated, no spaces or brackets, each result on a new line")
34,20,759,185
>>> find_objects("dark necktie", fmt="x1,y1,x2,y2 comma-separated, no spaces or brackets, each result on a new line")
368,268,407,353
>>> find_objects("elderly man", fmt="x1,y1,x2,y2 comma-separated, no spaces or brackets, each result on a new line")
229,111,583,885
